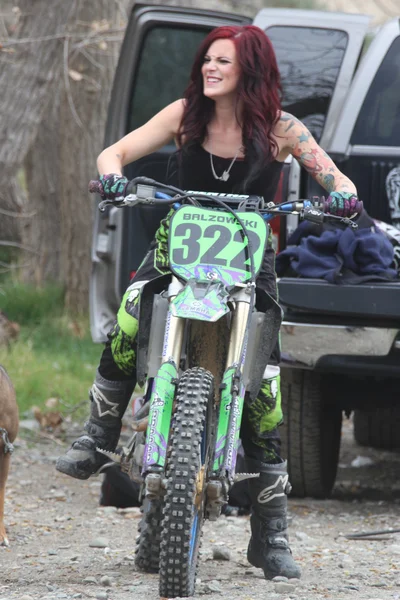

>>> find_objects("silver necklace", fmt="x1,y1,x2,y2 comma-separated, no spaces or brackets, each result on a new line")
209,145,241,182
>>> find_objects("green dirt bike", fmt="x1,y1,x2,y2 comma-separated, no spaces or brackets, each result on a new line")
89,176,359,598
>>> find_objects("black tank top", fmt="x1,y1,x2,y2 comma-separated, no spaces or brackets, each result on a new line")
174,144,284,201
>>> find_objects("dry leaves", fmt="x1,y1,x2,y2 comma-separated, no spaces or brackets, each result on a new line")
68,68,83,81
32,397,63,430
0,311,20,346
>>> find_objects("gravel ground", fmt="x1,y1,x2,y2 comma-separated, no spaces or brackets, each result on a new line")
1,416,400,600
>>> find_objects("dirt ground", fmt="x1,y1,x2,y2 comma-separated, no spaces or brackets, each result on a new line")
1,415,400,600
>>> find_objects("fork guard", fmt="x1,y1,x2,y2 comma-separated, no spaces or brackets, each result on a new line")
138,284,282,402
136,274,171,387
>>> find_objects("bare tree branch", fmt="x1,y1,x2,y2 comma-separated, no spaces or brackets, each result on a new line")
0,241,39,254
114,0,130,21
0,207,36,218
0,260,32,272
80,47,105,71
73,34,125,50
0,27,125,46
63,36,84,129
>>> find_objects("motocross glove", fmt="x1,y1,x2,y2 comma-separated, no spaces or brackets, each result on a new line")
323,191,362,218
98,173,128,200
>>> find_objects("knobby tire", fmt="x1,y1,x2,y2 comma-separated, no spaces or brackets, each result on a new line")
159,367,214,598
135,496,163,573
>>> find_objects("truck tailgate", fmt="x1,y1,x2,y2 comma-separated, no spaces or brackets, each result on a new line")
278,278,400,320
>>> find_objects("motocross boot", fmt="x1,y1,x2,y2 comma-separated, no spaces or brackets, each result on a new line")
56,370,135,480
246,458,301,580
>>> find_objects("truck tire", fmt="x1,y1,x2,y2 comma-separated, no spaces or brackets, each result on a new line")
280,368,342,499
353,407,400,450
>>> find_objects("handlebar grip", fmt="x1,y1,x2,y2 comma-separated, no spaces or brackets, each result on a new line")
89,180,104,195
321,196,364,216
352,199,363,215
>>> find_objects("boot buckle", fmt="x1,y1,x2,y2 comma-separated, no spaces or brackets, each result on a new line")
267,535,290,550
233,472,260,483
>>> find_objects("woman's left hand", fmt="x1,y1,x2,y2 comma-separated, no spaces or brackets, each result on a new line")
323,192,363,217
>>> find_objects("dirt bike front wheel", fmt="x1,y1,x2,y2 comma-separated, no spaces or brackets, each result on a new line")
159,367,214,598
134,495,163,573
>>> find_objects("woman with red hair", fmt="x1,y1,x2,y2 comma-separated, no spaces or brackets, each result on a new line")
57,25,358,580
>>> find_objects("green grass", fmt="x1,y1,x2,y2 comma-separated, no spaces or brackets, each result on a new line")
0,281,101,418
0,281,65,324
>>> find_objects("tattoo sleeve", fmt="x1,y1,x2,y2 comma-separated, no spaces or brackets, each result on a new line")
280,113,304,133
281,115,357,194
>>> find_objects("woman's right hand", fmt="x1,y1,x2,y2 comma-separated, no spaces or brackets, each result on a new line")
96,174,129,199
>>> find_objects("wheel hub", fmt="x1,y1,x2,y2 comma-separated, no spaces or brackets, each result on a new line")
195,465,206,509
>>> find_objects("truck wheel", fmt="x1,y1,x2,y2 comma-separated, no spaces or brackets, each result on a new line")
280,368,342,499
354,407,400,450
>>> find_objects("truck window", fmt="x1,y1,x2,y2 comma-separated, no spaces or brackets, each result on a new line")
266,26,348,141
351,36,400,147
128,26,208,131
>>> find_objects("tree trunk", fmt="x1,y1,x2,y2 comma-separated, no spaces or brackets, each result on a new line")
0,0,76,242
58,0,130,313
21,86,62,285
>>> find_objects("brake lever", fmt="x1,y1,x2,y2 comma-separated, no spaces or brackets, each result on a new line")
326,213,359,229
121,193,142,206
98,199,114,212
301,207,359,229
98,194,138,212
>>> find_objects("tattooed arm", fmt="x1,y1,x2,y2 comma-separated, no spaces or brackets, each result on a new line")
276,112,357,195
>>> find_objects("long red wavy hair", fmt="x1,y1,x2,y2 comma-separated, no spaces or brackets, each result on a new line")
177,25,282,189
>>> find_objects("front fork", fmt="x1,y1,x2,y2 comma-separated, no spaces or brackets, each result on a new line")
207,290,255,519
213,297,249,473
141,278,252,511
140,277,184,495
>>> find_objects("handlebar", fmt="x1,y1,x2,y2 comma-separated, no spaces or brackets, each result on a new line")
88,180,103,195
89,176,361,229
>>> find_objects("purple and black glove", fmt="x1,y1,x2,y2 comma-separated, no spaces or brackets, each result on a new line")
97,173,128,200
322,192,363,218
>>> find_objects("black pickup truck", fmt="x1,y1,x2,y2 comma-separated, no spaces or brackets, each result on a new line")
90,5,400,498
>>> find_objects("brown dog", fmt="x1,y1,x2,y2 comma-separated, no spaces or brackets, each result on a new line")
0,366,19,546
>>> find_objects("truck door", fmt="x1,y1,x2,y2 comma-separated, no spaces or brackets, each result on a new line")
328,18,400,224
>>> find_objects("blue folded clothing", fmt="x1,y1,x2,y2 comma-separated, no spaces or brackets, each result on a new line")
276,222,397,284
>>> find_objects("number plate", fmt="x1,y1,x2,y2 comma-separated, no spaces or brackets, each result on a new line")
168,206,268,286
